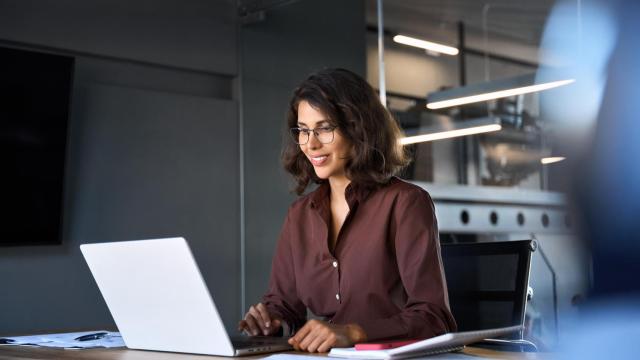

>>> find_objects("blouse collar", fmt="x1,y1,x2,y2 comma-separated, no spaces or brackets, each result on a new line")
309,181,373,210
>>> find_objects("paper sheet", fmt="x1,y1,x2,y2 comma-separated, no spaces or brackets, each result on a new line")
263,354,329,359
0,330,125,349
263,352,473,359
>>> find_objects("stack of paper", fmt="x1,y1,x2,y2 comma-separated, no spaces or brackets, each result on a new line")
328,325,522,359
0,331,125,349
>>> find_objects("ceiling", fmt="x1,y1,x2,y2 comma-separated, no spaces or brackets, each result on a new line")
238,0,561,49
366,0,558,47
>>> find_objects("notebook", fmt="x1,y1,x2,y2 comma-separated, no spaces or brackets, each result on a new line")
328,325,522,359
80,237,291,356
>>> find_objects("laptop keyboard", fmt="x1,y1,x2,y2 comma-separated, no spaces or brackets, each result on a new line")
231,336,290,348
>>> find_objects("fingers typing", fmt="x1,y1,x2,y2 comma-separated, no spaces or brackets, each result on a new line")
240,303,282,336
256,303,273,331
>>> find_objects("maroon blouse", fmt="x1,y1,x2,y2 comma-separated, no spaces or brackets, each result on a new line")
263,177,457,340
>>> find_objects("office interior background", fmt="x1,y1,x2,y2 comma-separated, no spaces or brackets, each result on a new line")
1,0,639,351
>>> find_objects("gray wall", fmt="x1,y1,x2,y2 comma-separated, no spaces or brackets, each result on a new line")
0,0,240,334
0,0,237,75
0,0,366,335
240,0,366,310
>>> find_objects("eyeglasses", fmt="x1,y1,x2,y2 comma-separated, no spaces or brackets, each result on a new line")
290,126,337,145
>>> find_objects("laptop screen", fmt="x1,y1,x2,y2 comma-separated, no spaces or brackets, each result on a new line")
441,240,534,339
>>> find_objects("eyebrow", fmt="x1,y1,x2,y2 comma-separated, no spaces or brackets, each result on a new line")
297,120,330,127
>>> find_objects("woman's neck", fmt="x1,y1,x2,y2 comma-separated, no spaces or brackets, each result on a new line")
328,176,351,203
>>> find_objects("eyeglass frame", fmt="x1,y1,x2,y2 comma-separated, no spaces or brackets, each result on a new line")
289,125,338,145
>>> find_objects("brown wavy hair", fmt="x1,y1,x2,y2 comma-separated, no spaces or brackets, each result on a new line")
282,68,409,195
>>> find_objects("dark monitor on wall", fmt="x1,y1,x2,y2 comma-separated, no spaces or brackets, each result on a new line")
441,239,535,340
0,46,74,246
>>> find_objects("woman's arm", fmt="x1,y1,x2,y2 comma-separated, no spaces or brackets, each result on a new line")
261,210,308,334
362,187,457,340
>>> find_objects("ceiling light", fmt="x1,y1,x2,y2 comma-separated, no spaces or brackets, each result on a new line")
540,156,566,165
393,35,459,56
426,73,575,110
400,117,502,145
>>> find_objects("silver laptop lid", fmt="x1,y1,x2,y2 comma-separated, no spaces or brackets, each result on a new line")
80,237,235,356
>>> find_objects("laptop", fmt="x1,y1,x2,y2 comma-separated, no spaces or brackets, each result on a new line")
80,237,292,356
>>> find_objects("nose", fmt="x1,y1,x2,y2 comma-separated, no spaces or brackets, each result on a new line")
307,131,322,149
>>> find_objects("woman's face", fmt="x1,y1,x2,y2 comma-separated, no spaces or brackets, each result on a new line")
297,100,351,182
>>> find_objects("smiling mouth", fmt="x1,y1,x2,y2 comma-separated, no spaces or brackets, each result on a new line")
309,155,328,166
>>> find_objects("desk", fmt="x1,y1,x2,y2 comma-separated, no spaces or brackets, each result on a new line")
0,346,542,359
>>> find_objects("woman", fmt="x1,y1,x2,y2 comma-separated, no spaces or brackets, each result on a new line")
238,68,456,352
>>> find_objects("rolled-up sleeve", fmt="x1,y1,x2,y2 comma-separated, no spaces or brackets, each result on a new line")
262,210,307,333
363,188,457,340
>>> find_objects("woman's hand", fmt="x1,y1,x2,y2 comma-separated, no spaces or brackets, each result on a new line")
237,302,282,336
288,319,367,353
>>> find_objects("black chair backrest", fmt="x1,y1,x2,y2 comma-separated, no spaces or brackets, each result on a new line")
441,239,535,339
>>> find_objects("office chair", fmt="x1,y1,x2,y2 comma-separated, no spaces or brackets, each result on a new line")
441,239,538,352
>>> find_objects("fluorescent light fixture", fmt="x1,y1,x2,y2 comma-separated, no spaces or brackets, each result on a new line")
541,156,566,165
426,73,575,110
393,35,459,56
400,117,502,145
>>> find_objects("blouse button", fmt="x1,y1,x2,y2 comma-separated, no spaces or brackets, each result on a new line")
332,261,338,268
335,293,340,301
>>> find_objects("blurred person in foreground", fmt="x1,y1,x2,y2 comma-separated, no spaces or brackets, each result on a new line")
554,0,640,357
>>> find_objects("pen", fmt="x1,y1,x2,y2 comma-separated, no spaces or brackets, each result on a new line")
74,332,109,342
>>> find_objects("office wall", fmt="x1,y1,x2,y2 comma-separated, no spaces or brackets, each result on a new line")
240,0,366,310
0,0,237,75
0,0,240,334
0,0,367,335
